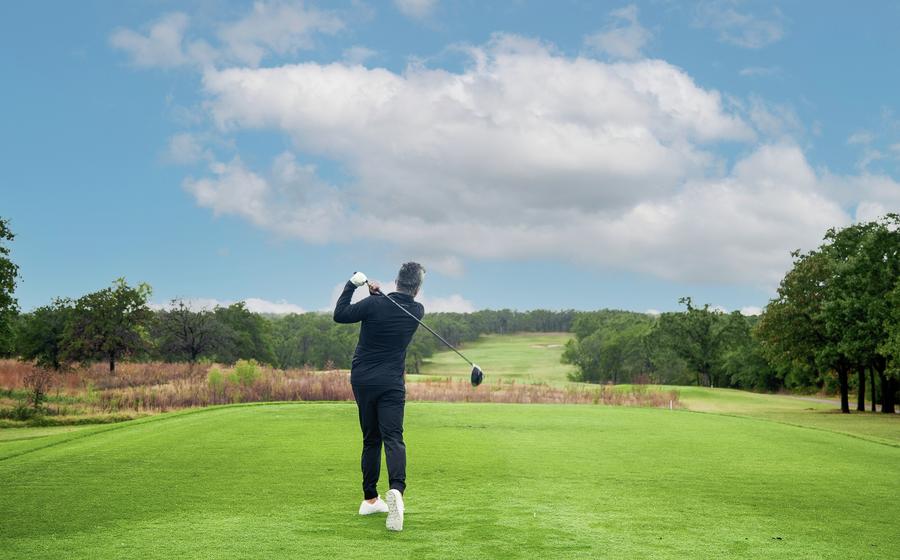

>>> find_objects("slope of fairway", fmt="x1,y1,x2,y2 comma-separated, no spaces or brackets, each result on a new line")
1,402,898,559
673,385,900,445
416,333,899,445
416,332,575,383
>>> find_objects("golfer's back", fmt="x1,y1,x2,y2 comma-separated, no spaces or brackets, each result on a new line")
333,284,424,386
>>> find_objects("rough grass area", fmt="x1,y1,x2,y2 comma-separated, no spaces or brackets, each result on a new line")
416,332,576,383
0,402,897,559
0,355,679,427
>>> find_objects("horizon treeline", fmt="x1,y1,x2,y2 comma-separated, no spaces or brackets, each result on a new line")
1,215,898,414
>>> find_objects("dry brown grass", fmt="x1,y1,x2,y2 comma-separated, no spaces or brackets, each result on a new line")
0,359,680,422
409,378,680,407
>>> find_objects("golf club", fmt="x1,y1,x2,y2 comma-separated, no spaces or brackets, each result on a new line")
368,281,484,387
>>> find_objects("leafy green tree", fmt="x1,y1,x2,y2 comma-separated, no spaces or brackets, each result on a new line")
405,328,438,374
655,298,726,387
16,298,74,371
269,313,357,369
756,249,855,410
63,279,154,373
719,312,779,391
0,218,19,357
214,302,276,365
153,300,224,363
562,311,657,384
880,282,900,413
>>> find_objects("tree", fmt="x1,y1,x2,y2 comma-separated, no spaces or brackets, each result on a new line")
63,279,153,373
655,298,726,387
16,298,74,371
562,310,657,384
153,300,223,363
719,312,780,391
819,215,900,413
881,282,900,413
214,302,276,365
756,249,853,411
0,218,19,357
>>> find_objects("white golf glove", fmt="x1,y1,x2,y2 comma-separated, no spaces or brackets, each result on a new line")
350,271,368,287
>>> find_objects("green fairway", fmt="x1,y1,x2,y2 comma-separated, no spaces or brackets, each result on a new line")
416,332,576,383
657,386,898,445
1,402,898,559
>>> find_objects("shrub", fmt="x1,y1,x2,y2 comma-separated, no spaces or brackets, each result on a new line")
234,359,260,387
0,401,40,421
23,366,55,409
208,367,225,398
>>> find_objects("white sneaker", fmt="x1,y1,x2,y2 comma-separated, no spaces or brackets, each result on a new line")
358,497,389,515
385,489,404,531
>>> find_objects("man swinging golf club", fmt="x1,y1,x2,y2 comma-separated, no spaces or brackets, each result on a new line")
333,262,426,531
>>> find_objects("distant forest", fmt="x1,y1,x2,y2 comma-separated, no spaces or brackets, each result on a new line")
2,215,899,413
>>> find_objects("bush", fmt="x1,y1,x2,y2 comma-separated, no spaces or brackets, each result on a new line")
208,367,225,398
0,401,40,421
234,359,260,387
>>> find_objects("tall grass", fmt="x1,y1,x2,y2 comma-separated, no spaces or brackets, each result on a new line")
0,359,680,424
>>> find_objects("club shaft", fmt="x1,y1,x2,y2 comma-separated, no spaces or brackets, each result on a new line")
374,287,474,367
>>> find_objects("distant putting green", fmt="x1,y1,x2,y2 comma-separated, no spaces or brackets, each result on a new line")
416,332,575,383
1,402,898,559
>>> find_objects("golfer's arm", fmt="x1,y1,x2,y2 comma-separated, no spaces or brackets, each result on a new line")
333,281,370,323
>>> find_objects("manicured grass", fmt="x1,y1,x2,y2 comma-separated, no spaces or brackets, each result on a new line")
670,386,900,445
417,332,576,383
1,402,898,559
417,333,898,444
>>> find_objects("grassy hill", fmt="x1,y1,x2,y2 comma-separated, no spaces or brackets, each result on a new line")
416,332,576,383
1,402,898,559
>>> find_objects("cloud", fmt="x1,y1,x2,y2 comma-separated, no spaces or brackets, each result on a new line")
153,297,305,314
327,282,474,313
164,132,212,165
110,13,193,68
584,4,652,60
745,96,802,139
342,45,377,65
740,306,762,316
394,0,437,20
111,2,342,68
822,173,900,222
217,1,343,66
695,1,786,48
847,130,874,145
176,35,890,286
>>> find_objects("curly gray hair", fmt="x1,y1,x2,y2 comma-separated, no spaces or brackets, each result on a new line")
396,262,425,296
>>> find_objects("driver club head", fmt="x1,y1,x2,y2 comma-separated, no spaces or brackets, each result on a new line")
470,365,484,387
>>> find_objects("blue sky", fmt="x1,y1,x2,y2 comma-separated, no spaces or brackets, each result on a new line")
2,1,899,315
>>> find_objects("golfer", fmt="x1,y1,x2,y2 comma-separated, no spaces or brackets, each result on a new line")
333,262,426,532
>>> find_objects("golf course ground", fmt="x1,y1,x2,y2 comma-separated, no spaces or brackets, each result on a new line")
417,332,577,383
1,398,898,559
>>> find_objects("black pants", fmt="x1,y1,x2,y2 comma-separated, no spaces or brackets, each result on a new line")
352,384,406,500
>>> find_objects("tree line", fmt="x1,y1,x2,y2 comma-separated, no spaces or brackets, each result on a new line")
0,244,576,382
1,214,898,413
562,215,900,413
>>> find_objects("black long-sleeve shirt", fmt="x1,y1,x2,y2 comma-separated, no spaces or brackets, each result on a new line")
333,281,425,386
